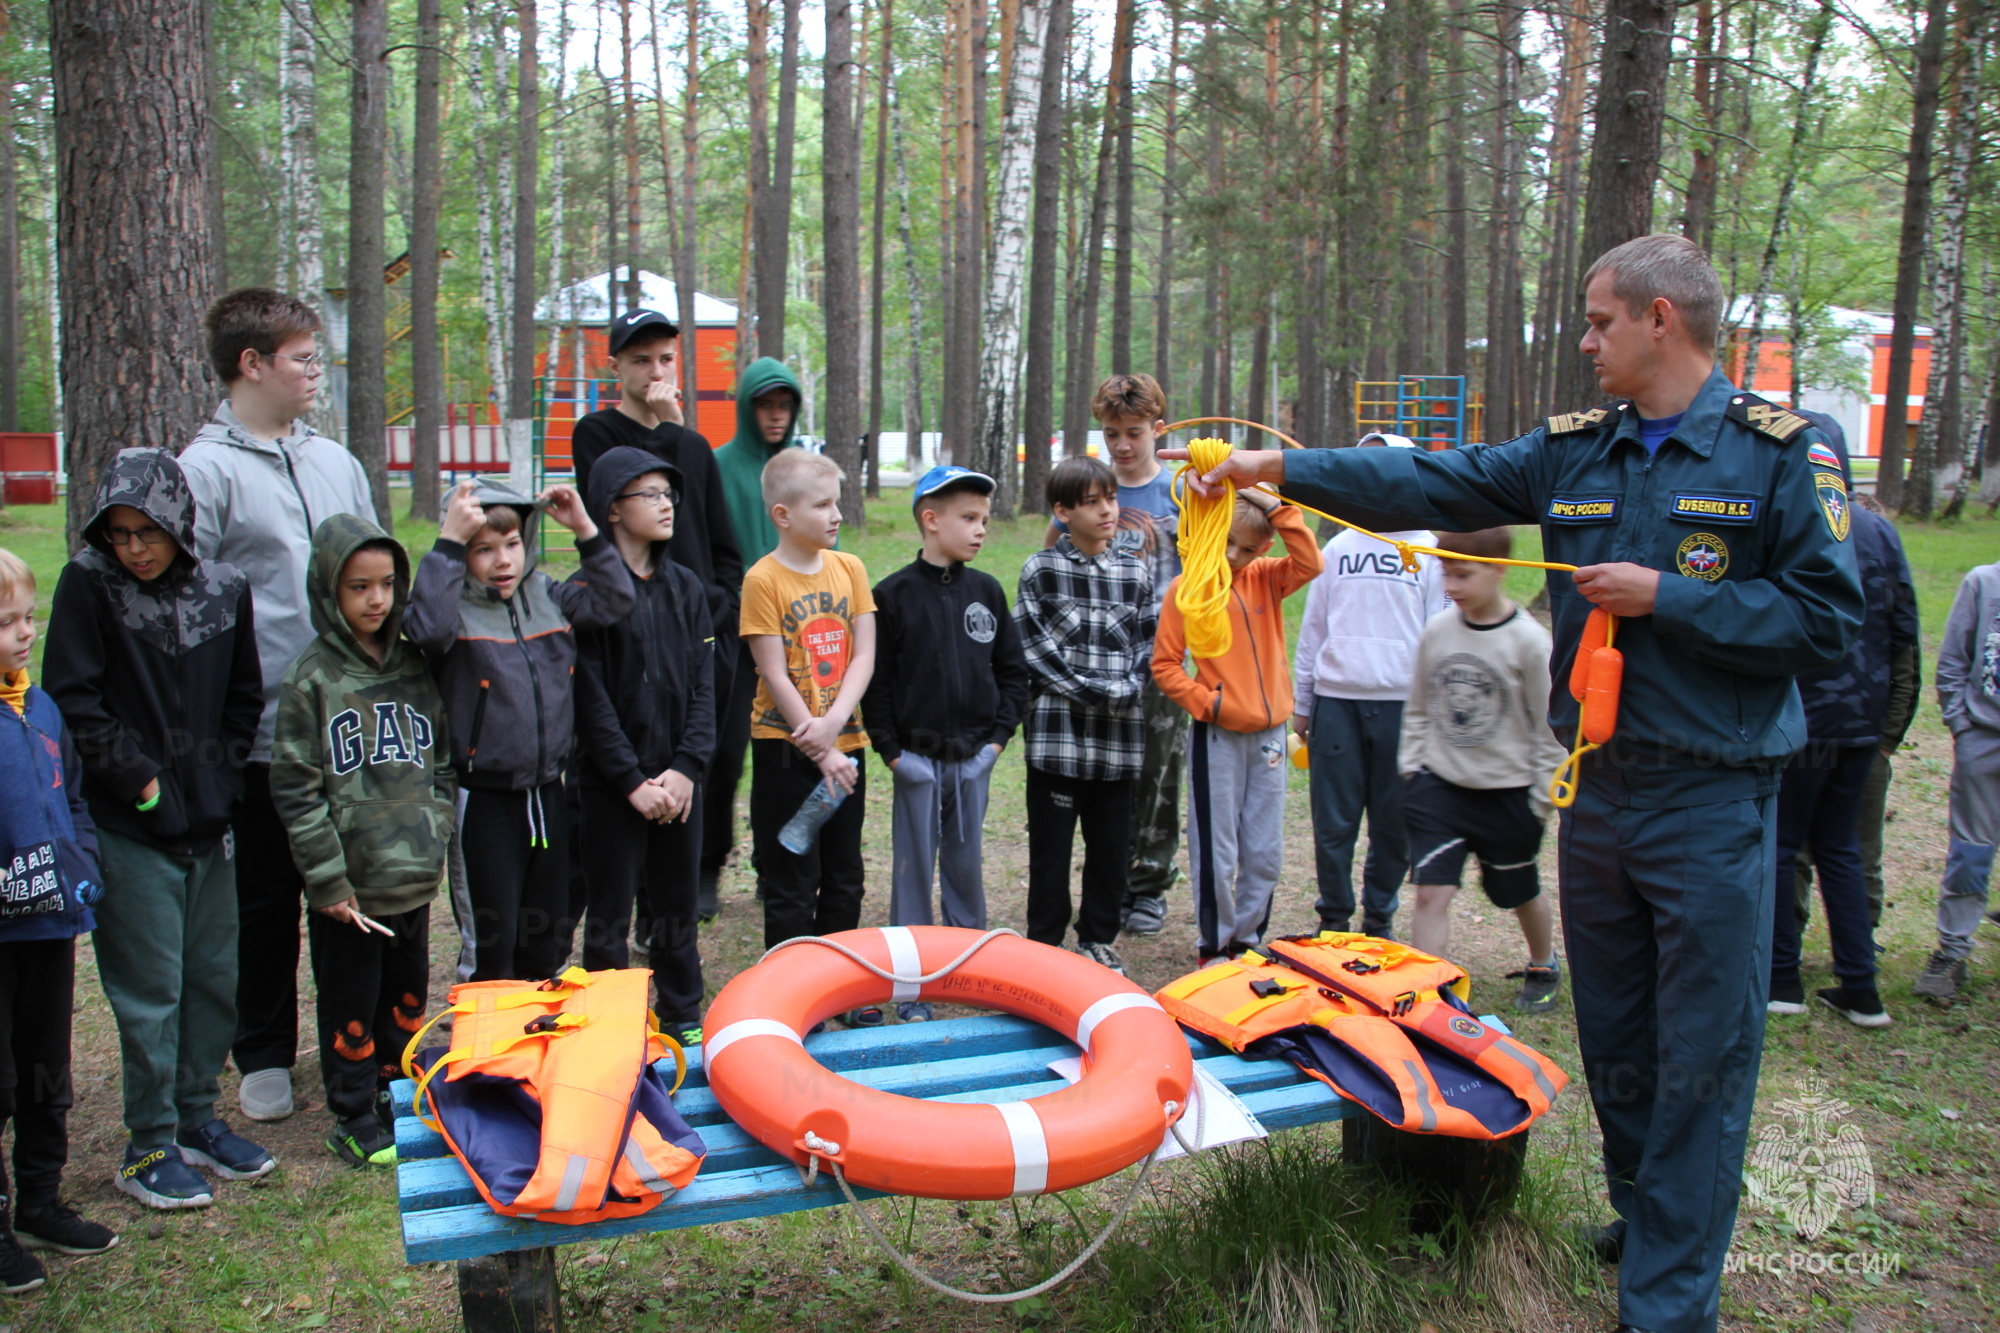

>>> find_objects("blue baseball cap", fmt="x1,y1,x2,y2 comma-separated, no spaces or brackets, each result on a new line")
911,465,997,508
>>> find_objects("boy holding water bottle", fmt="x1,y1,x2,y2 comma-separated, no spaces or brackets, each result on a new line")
739,452,878,1006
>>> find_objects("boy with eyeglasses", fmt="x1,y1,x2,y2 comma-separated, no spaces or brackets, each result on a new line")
179,288,377,1125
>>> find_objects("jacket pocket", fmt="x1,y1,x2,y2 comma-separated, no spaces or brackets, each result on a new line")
333,800,451,891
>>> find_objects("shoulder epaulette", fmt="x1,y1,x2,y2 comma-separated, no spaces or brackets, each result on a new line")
1726,394,1813,442
1545,403,1624,436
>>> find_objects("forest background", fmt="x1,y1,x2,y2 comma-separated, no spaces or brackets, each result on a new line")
2,0,1997,542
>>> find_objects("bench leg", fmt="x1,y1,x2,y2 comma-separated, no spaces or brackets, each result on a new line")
457,1248,562,1333
1342,1116,1529,1227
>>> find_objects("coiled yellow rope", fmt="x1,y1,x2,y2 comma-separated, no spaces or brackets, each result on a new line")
1161,418,1608,808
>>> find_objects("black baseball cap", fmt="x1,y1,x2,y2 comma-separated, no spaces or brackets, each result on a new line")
607,308,681,356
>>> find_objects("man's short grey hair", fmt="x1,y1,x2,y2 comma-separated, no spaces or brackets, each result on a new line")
1582,234,1724,350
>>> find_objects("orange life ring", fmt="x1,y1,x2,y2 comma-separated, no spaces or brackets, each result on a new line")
702,926,1194,1200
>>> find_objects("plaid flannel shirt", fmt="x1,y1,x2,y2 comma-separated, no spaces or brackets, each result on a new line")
1013,537,1157,781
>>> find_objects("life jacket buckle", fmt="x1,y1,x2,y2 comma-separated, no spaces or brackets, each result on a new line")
523,1013,587,1035
1248,978,1291,998
1341,959,1383,975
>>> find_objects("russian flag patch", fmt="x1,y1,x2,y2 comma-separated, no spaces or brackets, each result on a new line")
1807,441,1841,471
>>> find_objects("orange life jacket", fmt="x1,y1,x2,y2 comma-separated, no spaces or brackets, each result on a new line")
403,967,706,1223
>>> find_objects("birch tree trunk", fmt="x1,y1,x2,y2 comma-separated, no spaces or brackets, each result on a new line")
822,0,864,517
410,0,445,520
757,0,802,360
1020,0,1067,506
348,0,392,524
891,73,928,460
279,1,323,300
506,0,540,492
974,0,1047,516
868,0,894,496
1061,0,1134,454
468,26,509,421
1739,4,1831,394
544,0,571,383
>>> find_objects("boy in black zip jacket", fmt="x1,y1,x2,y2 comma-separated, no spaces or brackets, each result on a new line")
405,478,633,981
44,448,274,1212
863,468,1029,1019
571,447,716,1043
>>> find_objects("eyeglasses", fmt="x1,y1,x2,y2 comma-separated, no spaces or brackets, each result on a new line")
266,349,326,375
614,487,680,509
104,523,173,549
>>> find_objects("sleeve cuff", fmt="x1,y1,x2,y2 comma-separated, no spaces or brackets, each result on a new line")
1647,575,1703,638
617,766,652,796
575,531,612,556
305,876,357,911
431,537,467,559
670,757,707,784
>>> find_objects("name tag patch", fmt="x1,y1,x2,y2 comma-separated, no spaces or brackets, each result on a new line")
1669,493,1758,524
1547,496,1620,523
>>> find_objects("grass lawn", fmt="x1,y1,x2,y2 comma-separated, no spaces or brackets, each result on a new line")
1,492,1996,1331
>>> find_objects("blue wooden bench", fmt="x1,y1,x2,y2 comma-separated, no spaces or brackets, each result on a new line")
391,1013,1362,1331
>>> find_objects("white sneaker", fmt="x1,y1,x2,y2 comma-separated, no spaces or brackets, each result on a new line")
237,1068,295,1122
1078,941,1127,976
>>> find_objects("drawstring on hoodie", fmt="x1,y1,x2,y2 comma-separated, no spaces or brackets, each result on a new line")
525,786,550,849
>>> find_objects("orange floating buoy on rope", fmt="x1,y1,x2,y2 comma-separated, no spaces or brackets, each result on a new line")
1582,646,1624,747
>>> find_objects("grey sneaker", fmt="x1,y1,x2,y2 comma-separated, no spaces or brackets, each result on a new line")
1914,952,1967,1002
237,1067,294,1122
1509,960,1563,1013
1121,895,1167,937
896,1001,933,1023
1078,941,1127,976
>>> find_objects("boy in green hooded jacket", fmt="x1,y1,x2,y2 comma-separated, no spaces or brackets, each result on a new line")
706,357,808,914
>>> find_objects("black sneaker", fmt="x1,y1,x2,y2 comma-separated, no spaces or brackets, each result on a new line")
1816,985,1891,1029
177,1117,277,1181
1914,951,1968,1002
841,1007,884,1029
1767,978,1807,1015
15,1200,118,1256
114,1143,214,1210
327,1114,398,1169
1509,959,1563,1013
1078,941,1128,976
0,1215,44,1294
1121,895,1167,936
895,1002,933,1023
1580,1217,1625,1264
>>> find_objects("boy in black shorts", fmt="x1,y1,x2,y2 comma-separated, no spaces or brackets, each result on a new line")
1398,529,1568,1011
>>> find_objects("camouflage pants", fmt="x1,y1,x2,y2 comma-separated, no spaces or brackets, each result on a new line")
1126,679,1190,902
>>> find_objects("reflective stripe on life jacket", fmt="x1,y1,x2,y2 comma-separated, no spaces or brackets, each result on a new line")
403,967,706,1223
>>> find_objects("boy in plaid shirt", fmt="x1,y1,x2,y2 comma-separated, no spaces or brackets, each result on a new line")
1014,457,1156,974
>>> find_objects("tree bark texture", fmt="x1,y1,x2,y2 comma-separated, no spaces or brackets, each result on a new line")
757,0,801,360
279,0,323,299
619,0,641,310
1062,0,1135,454
677,0,700,433
1110,0,1135,372
348,0,392,526
1154,3,1180,399
868,0,894,499
1533,0,1591,411
746,0,770,356
1683,0,1719,251
0,76,16,434
1442,0,1468,380
1019,0,1067,509
822,0,864,517
506,0,539,491
891,71,928,457
409,0,445,521
1738,4,1831,393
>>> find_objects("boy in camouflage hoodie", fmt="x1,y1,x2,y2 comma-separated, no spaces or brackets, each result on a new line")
271,515,455,1168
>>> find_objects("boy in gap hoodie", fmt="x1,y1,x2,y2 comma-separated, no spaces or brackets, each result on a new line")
405,479,633,982
45,448,272,1212
272,516,455,1169
0,548,117,1287
706,356,808,916
571,447,716,1044
1151,488,1323,961
862,467,1030,1020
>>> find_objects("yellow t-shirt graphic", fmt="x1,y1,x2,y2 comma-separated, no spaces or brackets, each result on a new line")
739,550,876,752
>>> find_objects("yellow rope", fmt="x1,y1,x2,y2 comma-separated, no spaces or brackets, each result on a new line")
1160,418,1605,808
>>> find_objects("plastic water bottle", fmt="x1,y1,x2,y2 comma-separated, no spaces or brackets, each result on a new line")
779,756,859,854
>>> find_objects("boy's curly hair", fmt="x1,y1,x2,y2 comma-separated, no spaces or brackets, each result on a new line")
1089,373,1167,426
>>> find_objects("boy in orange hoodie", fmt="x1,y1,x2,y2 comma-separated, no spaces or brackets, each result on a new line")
1152,488,1322,962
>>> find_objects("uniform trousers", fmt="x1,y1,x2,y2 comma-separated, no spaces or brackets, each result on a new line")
1770,742,1877,989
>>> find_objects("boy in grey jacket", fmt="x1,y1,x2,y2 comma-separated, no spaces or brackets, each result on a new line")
1916,560,2000,1002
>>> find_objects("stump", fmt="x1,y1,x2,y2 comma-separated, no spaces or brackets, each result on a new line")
1341,1115,1529,1229
457,1248,562,1333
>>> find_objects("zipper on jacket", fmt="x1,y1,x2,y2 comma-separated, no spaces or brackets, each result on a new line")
274,438,317,533
466,679,492,770
506,599,548,782
1232,586,1274,729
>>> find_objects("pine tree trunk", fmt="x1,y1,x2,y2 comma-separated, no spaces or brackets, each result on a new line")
1557,0,1675,410
891,71,929,460
544,0,571,382
677,0,700,434
823,0,864,516
348,0,392,526
757,0,802,360
1684,0,1719,251
1019,0,1066,508
619,0,641,309
279,0,323,298
868,0,895,498
409,0,445,521
1442,0,1468,381
506,0,539,492
1483,0,1521,441
0,68,17,434
1062,0,1134,453
975,0,1048,516
1110,0,1135,372
746,0,770,357
1739,5,1831,393
948,0,988,467
1199,19,1220,419
1532,0,1589,411
1154,3,1180,398
51,0,217,538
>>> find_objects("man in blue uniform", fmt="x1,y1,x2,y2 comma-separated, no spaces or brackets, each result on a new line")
1170,235,1862,1333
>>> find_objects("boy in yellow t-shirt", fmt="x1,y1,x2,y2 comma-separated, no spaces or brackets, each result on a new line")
739,451,878,986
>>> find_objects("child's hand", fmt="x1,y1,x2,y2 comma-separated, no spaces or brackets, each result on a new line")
792,714,843,760
537,484,598,541
653,769,695,822
628,780,675,823
315,897,389,934
644,378,684,425
1240,485,1282,512
440,479,487,544
1291,712,1310,743
816,749,858,795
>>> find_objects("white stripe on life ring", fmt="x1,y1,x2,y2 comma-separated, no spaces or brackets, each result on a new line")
993,1101,1049,1196
879,926,923,1002
1074,992,1163,1053
704,1018,802,1063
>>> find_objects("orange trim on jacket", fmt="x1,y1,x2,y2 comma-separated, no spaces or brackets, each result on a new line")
1151,504,1323,733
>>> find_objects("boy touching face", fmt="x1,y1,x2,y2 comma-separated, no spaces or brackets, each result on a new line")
438,478,598,599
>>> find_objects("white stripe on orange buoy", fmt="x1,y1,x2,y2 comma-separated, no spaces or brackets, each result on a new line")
1074,993,1163,1053
704,1018,801,1062
993,1101,1050,1196
879,926,923,1002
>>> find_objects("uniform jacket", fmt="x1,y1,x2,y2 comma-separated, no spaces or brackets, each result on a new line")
403,479,636,791
0,680,102,942
45,448,264,855
713,357,807,570
1292,527,1449,703
1938,562,2000,737
1014,538,1156,781
1153,504,1323,732
572,447,718,794
1279,371,1864,808
571,408,743,642
178,400,378,761
864,553,1031,765
271,514,457,917
1795,506,1917,746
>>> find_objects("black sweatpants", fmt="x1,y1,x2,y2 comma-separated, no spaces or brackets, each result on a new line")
750,738,867,949
1025,765,1133,949
231,762,308,1075
702,646,757,879
306,905,429,1122
0,938,75,1208
459,783,569,982
578,783,706,1027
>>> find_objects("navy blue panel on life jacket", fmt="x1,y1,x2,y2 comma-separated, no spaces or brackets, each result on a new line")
420,1047,545,1208
1251,1029,1406,1126
1251,1024,1533,1137
630,1064,708,1161
1400,1028,1533,1136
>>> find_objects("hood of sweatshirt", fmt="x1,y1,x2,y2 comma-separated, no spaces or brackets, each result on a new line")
729,358,803,455
82,446,199,566
437,476,546,581
717,358,807,566
73,447,249,656
307,512,411,670
582,444,688,553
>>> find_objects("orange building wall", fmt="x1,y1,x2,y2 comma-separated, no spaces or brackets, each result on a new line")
1724,332,1930,457
534,323,742,470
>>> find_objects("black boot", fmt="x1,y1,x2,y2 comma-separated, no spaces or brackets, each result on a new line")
0,1197,48,1293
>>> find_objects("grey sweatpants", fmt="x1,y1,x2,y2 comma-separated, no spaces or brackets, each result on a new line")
1186,722,1288,956
889,748,999,929
1938,725,2000,961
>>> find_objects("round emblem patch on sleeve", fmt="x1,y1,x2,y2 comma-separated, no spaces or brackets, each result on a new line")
1815,475,1851,542
1676,533,1729,581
